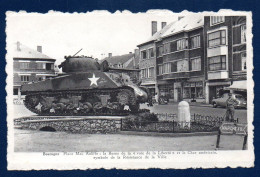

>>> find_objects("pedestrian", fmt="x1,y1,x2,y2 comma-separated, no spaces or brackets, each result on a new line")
225,93,238,122
155,93,158,104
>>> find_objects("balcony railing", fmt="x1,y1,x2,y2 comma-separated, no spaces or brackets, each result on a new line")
161,72,190,80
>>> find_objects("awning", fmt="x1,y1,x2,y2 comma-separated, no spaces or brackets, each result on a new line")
225,80,247,91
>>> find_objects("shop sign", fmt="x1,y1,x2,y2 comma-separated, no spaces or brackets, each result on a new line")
190,83,195,87
220,122,247,135
196,82,203,87
216,122,248,150
184,82,190,87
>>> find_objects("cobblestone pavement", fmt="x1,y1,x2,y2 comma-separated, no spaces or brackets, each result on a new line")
14,129,245,152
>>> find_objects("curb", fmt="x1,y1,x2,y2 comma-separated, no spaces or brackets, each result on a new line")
119,130,218,137
155,103,212,108
189,104,212,108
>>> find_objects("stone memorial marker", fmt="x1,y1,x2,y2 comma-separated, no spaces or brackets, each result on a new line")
177,101,191,129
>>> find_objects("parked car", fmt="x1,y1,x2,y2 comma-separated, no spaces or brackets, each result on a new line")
212,93,247,109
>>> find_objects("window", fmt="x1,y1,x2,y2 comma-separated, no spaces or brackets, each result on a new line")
13,88,18,95
170,42,175,52
208,55,226,71
164,43,170,54
210,16,224,25
177,39,188,50
141,68,152,78
20,62,29,69
141,50,147,59
148,48,154,58
191,35,200,49
158,65,163,75
46,63,53,70
162,60,188,74
191,58,201,71
241,52,247,71
163,63,171,74
158,84,174,99
157,46,163,57
208,30,226,47
148,67,154,78
20,75,29,82
241,24,246,43
183,82,203,99
37,63,46,69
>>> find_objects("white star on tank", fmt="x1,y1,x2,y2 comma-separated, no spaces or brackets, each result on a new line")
88,73,100,86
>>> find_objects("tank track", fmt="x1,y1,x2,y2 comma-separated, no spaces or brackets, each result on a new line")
24,88,138,116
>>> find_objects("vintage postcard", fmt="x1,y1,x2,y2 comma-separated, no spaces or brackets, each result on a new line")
6,10,254,170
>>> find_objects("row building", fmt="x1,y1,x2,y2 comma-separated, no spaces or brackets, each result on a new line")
137,15,247,104
13,42,57,100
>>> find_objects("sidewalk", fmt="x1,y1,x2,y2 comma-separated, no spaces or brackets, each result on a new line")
156,101,212,108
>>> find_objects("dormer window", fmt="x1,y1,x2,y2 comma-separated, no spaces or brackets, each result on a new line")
210,16,225,26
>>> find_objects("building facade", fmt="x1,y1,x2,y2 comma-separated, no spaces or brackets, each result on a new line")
204,16,247,103
156,16,205,103
102,52,140,84
138,21,174,96
13,42,56,99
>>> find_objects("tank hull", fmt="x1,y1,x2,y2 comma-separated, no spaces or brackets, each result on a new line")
21,71,147,116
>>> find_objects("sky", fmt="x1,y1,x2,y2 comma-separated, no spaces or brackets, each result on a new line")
7,11,178,65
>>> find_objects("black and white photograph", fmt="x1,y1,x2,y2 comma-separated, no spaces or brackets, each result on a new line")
6,10,254,170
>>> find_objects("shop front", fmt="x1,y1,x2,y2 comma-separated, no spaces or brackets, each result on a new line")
206,81,231,104
158,84,174,102
157,80,174,102
140,82,156,96
183,81,204,102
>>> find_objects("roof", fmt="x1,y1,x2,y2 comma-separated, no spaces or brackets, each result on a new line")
137,21,177,47
13,42,55,60
102,53,134,65
161,15,204,38
125,59,134,69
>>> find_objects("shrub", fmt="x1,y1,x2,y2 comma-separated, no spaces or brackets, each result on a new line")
122,112,158,130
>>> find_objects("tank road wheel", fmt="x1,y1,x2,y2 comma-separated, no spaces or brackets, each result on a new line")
79,102,93,114
52,103,66,114
27,95,40,108
129,103,140,112
107,102,123,113
93,102,103,113
66,103,76,115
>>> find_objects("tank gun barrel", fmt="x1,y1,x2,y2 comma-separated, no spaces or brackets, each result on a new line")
73,48,83,57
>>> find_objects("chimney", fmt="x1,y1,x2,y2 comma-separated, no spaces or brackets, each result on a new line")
16,41,21,51
178,16,184,21
108,53,112,58
37,46,42,53
151,21,157,36
161,22,167,29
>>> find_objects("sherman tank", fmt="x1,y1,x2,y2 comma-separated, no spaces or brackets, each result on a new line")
21,55,150,116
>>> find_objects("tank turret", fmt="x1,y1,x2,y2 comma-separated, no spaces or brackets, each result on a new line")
58,56,101,73
21,55,151,116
